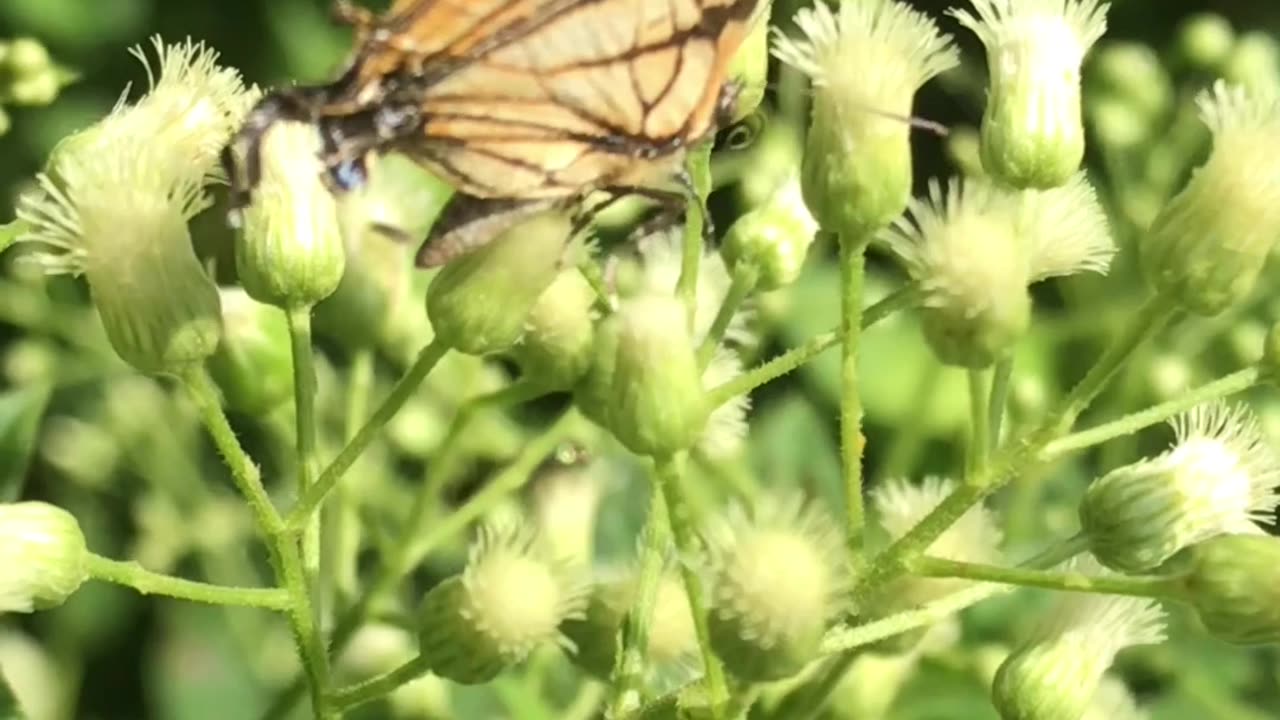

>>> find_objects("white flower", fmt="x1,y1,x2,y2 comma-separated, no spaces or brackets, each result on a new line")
698,349,752,461
993,557,1165,720
1081,401,1280,572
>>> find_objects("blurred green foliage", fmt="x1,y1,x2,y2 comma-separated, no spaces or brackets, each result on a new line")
1,1,1280,719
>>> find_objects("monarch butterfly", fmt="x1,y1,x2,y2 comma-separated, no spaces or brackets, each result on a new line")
224,0,764,267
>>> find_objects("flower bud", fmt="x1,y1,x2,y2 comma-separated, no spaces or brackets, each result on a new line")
1080,402,1280,572
561,572,697,680
577,294,708,458
426,212,574,356
773,0,958,236
705,495,846,682
1140,81,1280,316
721,174,818,291
726,2,771,123
698,350,751,461
953,0,1109,189
236,121,346,309
1175,14,1235,73
17,137,223,374
206,288,293,415
5,38,51,77
510,267,598,390
0,502,89,612
1089,43,1173,122
1224,32,1280,96
992,566,1165,720
1179,534,1280,645
417,525,584,684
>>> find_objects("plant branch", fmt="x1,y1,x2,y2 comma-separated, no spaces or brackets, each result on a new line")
86,554,290,611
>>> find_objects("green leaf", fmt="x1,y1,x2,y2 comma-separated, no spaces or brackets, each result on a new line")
0,387,50,502
0,668,26,720
0,220,28,256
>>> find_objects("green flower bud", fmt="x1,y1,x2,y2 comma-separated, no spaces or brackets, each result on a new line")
954,0,1108,189
1140,82,1280,316
705,496,846,682
992,569,1165,720
426,212,574,356
578,294,708,458
510,267,598,390
8,70,59,106
1178,534,1280,645
721,174,818,291
206,288,293,415
1089,43,1173,121
237,121,346,309
5,38,51,76
1081,402,1280,572
0,502,89,612
561,572,696,679
1224,32,1280,96
725,1,772,123
531,465,602,568
17,137,223,374
417,526,584,684
1175,14,1235,73
773,0,958,235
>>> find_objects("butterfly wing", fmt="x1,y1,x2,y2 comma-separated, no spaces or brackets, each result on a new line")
378,0,761,199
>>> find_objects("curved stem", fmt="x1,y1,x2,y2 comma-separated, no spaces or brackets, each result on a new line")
181,367,284,537
677,143,713,327
704,283,919,409
180,367,333,718
911,556,1181,599
86,554,290,611
839,234,871,565
697,266,757,368
1044,367,1260,458
654,454,728,720
330,654,433,710
287,338,450,530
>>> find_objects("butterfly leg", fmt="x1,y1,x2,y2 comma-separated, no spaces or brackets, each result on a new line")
415,194,557,268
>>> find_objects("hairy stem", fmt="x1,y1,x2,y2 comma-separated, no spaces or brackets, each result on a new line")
86,554,290,611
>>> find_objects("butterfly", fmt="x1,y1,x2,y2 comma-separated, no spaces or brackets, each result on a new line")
223,0,764,267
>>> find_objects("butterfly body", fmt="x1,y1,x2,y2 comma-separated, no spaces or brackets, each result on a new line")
223,0,762,266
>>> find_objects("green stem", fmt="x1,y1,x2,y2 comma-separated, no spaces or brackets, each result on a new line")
697,266,757,368
911,556,1181,599
677,143,713,326
407,409,579,566
179,367,333,718
264,410,577,720
287,338,450,530
1044,367,1260,458
321,349,376,618
988,356,1013,451
180,367,284,536
330,654,433,710
1052,297,1180,433
86,554,290,611
852,296,1177,610
286,308,323,623
607,482,671,717
967,368,992,482
774,535,1088,720
654,454,728,719
286,308,319,499
839,234,870,565
705,283,919,409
